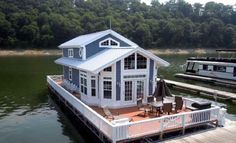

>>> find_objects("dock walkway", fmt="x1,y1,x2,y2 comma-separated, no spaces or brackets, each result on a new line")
175,73,236,86
165,125,236,143
158,78,236,100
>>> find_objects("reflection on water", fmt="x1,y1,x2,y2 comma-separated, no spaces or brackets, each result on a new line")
0,54,236,143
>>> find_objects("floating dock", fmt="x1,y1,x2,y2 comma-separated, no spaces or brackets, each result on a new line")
175,73,236,87
166,125,236,143
158,78,236,101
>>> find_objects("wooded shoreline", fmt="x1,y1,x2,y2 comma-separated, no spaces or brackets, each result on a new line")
0,48,219,56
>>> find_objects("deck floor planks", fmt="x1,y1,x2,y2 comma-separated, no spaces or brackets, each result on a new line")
165,125,236,143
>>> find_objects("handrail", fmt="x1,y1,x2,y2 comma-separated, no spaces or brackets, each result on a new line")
47,75,222,142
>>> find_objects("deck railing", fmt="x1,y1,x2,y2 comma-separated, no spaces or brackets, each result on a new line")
47,75,224,143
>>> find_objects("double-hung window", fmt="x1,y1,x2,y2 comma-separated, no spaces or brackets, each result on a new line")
103,81,112,99
68,49,74,58
80,73,87,95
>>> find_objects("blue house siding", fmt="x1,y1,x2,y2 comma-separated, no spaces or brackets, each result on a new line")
72,69,80,86
63,49,68,57
73,48,83,60
149,59,154,95
116,61,121,101
63,66,69,80
86,34,131,59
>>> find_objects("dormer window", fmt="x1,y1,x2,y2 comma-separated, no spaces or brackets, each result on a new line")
79,48,83,57
99,38,120,48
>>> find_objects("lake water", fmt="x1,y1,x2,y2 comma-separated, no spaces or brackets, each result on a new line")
0,54,236,143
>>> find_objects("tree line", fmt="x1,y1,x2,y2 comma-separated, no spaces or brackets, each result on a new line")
0,0,236,49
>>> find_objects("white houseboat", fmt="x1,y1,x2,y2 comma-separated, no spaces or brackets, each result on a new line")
176,50,236,86
47,30,226,143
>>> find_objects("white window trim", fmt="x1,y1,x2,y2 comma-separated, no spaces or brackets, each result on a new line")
91,76,96,97
68,49,74,58
99,37,120,48
80,72,87,95
124,53,147,70
69,67,72,81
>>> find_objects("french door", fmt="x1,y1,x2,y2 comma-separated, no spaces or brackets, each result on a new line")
124,80,145,102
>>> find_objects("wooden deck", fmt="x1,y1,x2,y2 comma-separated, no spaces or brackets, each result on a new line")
175,73,236,87
166,125,236,143
159,78,236,100
91,106,191,122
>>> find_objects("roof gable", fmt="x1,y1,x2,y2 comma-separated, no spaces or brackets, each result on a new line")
58,29,138,48
55,47,169,74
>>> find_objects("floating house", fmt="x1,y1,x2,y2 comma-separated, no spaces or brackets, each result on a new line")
47,29,226,143
55,29,169,108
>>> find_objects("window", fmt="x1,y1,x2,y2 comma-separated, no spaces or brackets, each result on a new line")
69,67,72,81
110,40,118,46
124,75,146,79
203,64,208,70
213,65,226,72
234,67,236,76
124,53,135,69
91,78,96,96
68,49,74,58
80,73,87,95
137,53,147,69
79,48,83,57
99,38,119,47
104,66,112,72
101,40,109,46
103,81,112,99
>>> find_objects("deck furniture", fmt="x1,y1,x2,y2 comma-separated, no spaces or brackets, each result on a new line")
149,101,163,116
103,107,116,120
174,96,183,113
156,96,163,102
163,103,173,115
191,102,211,110
147,96,154,103
137,98,151,117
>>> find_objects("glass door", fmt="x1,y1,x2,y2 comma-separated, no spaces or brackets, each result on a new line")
136,80,144,99
124,81,133,101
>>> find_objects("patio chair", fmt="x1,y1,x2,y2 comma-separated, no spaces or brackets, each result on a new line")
175,96,182,102
103,107,115,120
147,96,154,103
156,96,163,102
175,99,183,113
137,98,151,117
163,103,173,115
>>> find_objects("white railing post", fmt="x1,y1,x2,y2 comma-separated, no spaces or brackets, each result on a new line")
218,108,227,127
182,114,186,134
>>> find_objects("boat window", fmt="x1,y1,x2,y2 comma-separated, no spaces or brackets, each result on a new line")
103,81,112,99
68,49,74,58
69,67,72,81
80,73,87,95
124,53,135,70
104,66,112,72
203,64,208,70
213,65,226,72
137,53,147,69
91,78,96,96
234,67,236,76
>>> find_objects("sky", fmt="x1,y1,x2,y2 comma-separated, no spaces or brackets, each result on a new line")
141,0,236,5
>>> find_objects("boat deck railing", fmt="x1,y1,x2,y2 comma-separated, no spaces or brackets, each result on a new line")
187,57,236,63
47,75,226,143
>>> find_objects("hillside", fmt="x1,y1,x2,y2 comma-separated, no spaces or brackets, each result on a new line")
0,0,236,49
